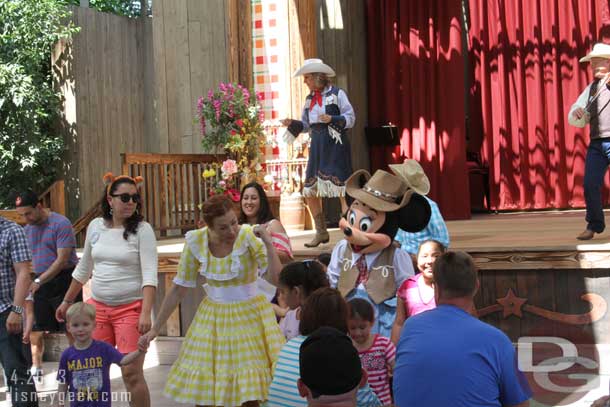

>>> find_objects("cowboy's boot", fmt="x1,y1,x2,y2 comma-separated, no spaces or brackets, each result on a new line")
305,212,330,247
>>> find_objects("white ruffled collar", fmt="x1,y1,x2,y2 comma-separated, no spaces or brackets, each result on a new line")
185,225,250,281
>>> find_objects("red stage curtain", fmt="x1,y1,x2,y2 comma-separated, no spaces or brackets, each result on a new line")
366,0,469,220
468,0,610,210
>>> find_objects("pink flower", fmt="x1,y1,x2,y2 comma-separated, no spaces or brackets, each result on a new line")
230,130,237,135
221,159,238,176
218,180,226,187
235,119,244,127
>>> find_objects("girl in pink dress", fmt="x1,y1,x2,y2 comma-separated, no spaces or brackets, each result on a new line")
390,239,445,344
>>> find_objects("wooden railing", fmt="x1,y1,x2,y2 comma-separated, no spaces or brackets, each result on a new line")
39,180,66,215
122,153,225,236
73,203,103,246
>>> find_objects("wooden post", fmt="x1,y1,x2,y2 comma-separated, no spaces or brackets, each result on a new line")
80,0,88,7
226,0,239,84
225,0,253,87
288,0,317,120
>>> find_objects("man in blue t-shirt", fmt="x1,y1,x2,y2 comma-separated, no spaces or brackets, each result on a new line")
15,190,81,381
393,251,532,407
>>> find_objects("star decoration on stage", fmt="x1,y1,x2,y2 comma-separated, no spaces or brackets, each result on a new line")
476,288,607,325
495,288,527,318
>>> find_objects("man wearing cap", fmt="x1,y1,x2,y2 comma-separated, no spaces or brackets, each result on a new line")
281,58,355,248
569,43,610,240
392,159,450,254
0,213,39,406
15,190,80,381
297,327,368,407
393,251,531,407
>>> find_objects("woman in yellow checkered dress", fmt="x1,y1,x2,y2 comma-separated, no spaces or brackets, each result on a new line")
139,195,284,406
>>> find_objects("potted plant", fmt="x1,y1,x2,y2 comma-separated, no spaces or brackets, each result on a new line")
197,82,266,195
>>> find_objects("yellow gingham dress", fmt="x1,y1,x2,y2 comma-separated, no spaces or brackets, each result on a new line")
164,225,284,406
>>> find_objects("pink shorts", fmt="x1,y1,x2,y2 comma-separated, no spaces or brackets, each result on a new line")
87,298,142,353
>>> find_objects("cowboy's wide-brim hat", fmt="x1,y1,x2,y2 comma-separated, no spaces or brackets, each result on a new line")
580,43,610,63
293,58,336,77
345,170,413,212
388,159,430,196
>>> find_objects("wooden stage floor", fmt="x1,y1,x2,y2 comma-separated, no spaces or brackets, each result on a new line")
156,209,610,270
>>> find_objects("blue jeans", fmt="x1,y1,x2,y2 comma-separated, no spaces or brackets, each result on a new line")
0,310,38,406
584,139,610,232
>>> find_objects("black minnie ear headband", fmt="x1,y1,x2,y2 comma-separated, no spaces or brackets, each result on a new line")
103,172,144,197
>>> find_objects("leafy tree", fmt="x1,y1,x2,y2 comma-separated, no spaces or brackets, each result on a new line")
0,0,78,207
61,0,147,18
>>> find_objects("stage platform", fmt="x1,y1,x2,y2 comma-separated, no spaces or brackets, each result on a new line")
156,209,610,269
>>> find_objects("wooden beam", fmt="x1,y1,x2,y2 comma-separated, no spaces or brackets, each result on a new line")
288,0,317,119
226,0,239,83
237,0,253,88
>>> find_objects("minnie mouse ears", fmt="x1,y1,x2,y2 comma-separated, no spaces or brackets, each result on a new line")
103,172,144,194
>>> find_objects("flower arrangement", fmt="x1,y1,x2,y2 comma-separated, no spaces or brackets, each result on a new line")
201,159,241,202
197,82,266,181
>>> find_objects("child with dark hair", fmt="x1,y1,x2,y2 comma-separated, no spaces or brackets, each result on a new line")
391,239,445,344
278,260,329,340
316,252,331,268
266,288,381,407
348,298,396,405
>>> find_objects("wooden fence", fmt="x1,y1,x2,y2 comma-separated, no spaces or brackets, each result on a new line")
53,7,155,221
121,153,226,235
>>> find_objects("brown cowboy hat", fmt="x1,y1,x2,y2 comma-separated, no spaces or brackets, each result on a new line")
345,169,413,212
388,159,430,196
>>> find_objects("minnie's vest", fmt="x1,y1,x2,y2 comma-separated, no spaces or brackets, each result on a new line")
337,245,397,304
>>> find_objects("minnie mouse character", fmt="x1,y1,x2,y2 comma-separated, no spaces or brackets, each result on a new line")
327,162,432,337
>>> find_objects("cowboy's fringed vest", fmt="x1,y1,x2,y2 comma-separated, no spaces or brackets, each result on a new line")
338,245,397,304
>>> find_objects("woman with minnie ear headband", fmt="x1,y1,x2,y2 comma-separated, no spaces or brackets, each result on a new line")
55,173,158,407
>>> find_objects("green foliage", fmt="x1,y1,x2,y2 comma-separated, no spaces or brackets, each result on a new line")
61,0,145,18
0,0,78,207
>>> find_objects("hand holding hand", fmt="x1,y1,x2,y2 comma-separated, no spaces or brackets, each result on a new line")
138,328,158,352
280,118,293,127
319,114,332,123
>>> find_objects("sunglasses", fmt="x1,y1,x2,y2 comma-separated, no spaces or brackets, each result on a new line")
110,193,141,203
